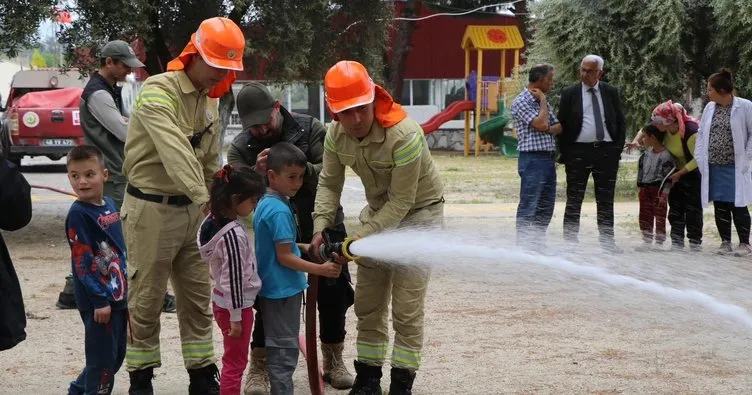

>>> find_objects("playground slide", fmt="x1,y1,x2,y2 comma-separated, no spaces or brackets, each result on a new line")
420,100,476,134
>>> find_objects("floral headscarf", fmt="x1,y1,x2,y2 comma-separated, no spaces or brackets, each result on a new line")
650,100,697,137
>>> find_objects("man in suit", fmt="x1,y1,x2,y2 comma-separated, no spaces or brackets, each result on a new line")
557,54,626,252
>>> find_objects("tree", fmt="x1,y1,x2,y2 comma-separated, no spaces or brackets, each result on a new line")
32,0,392,146
528,0,694,135
527,0,752,136
0,0,55,58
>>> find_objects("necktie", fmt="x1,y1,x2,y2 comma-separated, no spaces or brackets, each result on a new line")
589,87,605,141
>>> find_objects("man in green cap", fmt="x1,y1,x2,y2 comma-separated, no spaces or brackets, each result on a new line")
228,82,355,393
55,40,177,313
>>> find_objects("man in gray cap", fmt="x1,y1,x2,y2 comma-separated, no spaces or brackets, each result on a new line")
227,82,355,393
56,40,177,313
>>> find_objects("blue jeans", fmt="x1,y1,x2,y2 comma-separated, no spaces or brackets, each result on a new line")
516,151,557,244
68,308,127,395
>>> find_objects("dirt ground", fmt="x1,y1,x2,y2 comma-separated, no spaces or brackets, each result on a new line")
2,155,752,394
3,211,752,394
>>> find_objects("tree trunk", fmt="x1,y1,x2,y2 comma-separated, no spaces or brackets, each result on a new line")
142,4,172,76
386,0,422,100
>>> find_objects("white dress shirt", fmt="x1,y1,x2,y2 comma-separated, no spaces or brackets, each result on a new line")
577,81,612,143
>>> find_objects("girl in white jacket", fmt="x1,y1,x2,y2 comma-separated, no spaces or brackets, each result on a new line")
197,164,266,394
696,69,752,256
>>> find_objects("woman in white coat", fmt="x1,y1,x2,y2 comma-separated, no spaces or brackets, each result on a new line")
696,69,752,256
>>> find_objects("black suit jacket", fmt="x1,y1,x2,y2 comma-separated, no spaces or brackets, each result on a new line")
556,81,626,162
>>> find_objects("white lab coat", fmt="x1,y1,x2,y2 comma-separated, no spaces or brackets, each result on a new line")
695,97,752,208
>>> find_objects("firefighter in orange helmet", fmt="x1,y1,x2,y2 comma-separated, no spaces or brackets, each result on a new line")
121,17,244,395
311,61,445,394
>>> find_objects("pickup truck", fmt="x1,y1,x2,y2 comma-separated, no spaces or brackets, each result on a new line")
0,69,88,166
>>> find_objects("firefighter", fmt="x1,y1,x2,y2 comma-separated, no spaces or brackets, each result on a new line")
311,61,445,394
227,82,355,392
120,17,245,395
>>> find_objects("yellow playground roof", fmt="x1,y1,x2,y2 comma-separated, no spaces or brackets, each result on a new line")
461,25,524,50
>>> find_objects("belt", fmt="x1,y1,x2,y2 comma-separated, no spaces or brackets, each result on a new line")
575,141,615,149
126,185,193,206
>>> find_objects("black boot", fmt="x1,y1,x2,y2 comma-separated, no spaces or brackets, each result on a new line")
348,360,382,395
56,274,77,309
128,368,154,395
388,367,416,395
188,363,220,395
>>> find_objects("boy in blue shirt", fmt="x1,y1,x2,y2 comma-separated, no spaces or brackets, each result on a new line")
64,145,127,395
253,142,344,394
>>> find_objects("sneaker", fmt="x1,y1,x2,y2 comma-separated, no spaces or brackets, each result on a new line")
717,241,733,255
734,244,752,257
602,243,624,254
689,243,703,253
162,293,176,313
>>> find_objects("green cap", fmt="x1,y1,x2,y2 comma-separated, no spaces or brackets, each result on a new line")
101,40,145,68
237,82,275,129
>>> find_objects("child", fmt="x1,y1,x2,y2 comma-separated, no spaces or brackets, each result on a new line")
64,145,127,395
197,164,266,395
253,142,344,394
636,124,676,250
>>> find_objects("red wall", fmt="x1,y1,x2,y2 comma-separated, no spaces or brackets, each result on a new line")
393,3,524,79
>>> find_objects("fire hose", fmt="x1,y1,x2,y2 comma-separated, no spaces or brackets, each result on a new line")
303,225,359,395
30,185,78,197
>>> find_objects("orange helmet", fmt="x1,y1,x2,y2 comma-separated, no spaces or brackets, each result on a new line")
192,17,245,71
324,61,375,113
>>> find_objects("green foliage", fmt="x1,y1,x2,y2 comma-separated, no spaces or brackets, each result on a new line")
528,0,752,137
710,0,752,97
0,0,55,58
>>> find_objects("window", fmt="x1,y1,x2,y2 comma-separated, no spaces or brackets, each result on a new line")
411,80,430,105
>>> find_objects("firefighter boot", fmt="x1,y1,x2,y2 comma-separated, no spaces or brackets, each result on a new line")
188,363,220,395
55,274,76,309
322,342,355,389
243,347,270,395
388,367,416,395
348,360,382,395
128,367,154,395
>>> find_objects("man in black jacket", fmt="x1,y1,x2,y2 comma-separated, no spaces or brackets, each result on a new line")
557,54,626,252
227,82,354,392
0,152,32,351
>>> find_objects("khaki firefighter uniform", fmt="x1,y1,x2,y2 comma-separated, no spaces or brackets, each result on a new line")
313,117,444,370
121,70,220,371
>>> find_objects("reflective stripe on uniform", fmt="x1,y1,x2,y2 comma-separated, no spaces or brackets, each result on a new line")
135,88,177,112
392,344,422,369
393,132,424,166
181,339,214,361
356,340,388,363
126,346,161,366
324,131,336,153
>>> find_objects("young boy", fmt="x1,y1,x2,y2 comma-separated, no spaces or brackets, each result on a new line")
65,145,127,395
636,125,676,251
252,142,344,394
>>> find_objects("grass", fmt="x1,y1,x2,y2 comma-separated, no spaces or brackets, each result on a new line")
422,151,639,204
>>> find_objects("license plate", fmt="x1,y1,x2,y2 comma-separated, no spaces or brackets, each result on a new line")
42,139,75,146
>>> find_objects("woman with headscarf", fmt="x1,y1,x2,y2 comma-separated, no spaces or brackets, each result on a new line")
695,69,752,256
648,100,704,251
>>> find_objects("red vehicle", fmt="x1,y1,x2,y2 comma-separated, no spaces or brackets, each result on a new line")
0,69,88,166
